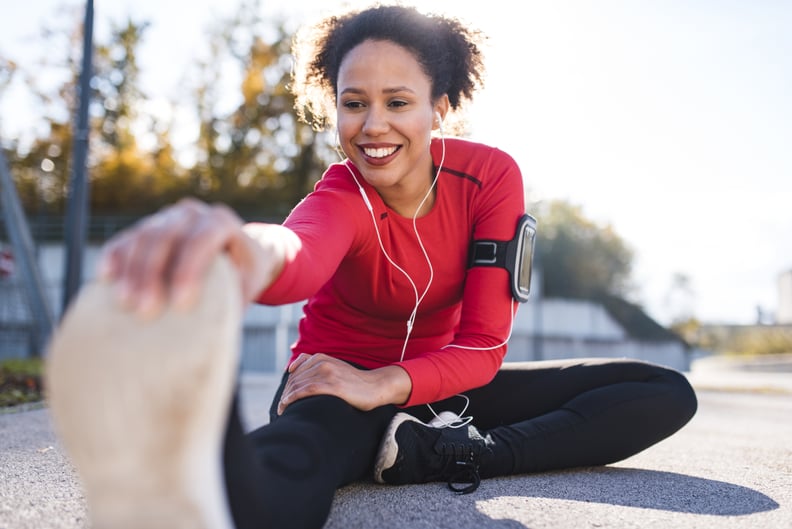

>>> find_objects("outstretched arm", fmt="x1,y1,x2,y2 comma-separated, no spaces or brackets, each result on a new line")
98,198,300,317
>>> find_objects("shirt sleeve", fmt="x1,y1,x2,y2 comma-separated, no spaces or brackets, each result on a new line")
256,176,365,305
396,147,526,406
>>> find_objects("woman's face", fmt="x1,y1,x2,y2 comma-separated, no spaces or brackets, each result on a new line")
336,39,445,210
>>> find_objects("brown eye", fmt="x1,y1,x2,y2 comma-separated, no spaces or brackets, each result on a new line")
343,101,365,109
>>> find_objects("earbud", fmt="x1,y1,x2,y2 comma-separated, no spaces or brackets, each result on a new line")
435,112,443,134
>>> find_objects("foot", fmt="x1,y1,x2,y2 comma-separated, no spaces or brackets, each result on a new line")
46,255,242,529
374,411,493,494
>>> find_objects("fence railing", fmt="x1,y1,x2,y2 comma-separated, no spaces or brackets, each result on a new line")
0,214,285,244
0,215,140,243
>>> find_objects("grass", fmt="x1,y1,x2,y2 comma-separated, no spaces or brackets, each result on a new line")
0,357,44,408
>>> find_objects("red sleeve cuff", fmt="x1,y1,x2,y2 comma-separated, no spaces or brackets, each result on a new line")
395,357,445,407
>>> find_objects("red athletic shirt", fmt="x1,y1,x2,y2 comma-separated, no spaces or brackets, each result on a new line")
257,137,525,406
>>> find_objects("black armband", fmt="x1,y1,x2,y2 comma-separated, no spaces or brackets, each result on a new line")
468,214,537,303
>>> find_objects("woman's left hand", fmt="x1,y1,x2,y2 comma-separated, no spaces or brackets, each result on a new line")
277,353,412,415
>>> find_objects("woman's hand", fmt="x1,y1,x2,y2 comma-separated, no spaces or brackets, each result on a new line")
277,353,412,414
98,198,294,317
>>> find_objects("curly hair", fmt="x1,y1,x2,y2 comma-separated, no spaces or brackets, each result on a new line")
291,3,487,131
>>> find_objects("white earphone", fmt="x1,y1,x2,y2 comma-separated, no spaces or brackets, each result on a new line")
435,111,443,135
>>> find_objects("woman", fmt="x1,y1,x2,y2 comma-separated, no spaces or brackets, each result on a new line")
46,4,697,529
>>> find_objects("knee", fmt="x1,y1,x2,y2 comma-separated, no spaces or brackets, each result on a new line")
251,419,329,479
657,366,698,429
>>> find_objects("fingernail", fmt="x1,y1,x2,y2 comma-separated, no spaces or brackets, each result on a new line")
172,285,196,311
116,282,134,308
137,291,161,319
97,258,112,281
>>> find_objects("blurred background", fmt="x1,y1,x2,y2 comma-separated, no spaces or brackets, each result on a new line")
1,1,791,403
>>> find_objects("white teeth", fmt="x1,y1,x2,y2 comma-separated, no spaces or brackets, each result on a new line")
363,146,397,158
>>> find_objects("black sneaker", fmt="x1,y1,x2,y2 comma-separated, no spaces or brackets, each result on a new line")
374,411,492,494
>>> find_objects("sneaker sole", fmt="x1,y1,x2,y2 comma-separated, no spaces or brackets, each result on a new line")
373,412,425,484
46,255,242,529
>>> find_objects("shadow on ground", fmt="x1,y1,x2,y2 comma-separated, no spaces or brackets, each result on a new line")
325,466,779,529
521,467,779,514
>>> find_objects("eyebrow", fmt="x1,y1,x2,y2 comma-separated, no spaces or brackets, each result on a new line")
339,86,417,96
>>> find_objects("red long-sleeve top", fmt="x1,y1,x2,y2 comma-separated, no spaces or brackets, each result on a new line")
257,137,525,406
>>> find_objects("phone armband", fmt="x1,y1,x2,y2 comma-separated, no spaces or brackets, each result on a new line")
468,214,537,303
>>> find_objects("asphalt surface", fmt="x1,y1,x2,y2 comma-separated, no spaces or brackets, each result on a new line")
1,355,791,529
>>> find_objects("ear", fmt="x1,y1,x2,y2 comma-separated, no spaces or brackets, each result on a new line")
432,94,450,130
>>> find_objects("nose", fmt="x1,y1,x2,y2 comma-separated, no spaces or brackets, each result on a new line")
362,107,389,136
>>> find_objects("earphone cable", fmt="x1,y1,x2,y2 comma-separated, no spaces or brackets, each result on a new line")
341,131,515,428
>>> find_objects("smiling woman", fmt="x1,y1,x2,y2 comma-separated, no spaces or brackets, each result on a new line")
334,40,444,216
4,0,792,324
44,4,697,529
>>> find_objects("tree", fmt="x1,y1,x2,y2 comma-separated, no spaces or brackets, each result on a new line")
187,0,332,217
0,55,16,107
88,18,189,214
532,199,634,299
1,8,163,217
2,6,86,218
4,1,335,222
663,272,696,324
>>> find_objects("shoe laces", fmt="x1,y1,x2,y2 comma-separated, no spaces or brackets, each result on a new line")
438,440,483,494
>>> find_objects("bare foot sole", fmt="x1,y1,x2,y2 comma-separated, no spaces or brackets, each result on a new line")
46,255,242,529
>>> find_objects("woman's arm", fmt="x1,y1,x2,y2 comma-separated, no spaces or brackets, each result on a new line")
255,174,367,305
276,354,412,415
98,198,297,316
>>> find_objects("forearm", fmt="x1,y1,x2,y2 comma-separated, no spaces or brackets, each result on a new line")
370,365,413,407
397,343,506,407
241,222,301,303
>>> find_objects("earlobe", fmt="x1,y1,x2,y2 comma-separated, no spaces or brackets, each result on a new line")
433,94,450,129
435,112,444,135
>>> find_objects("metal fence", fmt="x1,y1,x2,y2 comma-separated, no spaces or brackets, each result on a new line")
0,215,140,243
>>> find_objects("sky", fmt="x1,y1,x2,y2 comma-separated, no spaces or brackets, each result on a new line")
1,0,791,326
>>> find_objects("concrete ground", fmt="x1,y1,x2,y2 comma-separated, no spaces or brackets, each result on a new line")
1,355,791,529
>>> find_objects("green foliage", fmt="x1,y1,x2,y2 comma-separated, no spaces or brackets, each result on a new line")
686,324,792,356
87,17,190,214
6,4,641,308
2,8,83,218
732,327,792,356
186,2,332,216
532,199,634,300
670,317,702,345
0,358,44,408
4,1,335,218
0,55,16,96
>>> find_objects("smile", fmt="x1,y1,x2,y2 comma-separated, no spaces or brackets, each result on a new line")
362,146,399,158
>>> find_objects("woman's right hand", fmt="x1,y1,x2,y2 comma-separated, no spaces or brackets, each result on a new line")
97,198,291,318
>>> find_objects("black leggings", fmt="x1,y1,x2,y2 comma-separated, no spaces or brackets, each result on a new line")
223,357,697,529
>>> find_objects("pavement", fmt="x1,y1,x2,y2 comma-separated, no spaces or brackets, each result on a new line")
1,354,791,529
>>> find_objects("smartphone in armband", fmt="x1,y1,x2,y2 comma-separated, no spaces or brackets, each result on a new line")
468,213,537,303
